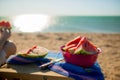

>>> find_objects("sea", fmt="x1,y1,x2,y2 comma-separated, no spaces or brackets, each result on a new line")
0,16,120,33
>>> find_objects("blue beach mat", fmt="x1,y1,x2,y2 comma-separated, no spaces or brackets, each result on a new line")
6,51,104,80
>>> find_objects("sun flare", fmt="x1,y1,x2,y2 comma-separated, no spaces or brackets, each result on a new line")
13,14,50,32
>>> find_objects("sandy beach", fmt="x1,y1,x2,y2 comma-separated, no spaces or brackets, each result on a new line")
9,32,120,80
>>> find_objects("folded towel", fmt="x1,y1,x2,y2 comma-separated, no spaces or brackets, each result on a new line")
49,62,104,80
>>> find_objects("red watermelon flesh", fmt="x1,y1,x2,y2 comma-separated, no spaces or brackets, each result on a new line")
65,36,82,46
0,21,12,29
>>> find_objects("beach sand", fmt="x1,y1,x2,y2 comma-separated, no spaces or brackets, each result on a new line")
10,32,120,80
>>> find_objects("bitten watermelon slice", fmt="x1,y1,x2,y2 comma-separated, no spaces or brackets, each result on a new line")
62,36,98,54
17,46,49,58
0,21,12,30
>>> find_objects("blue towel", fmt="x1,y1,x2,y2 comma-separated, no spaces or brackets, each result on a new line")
6,51,104,80
6,54,50,65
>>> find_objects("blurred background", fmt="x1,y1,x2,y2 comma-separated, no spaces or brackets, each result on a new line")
0,0,120,33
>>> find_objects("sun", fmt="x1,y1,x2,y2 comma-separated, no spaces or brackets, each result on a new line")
13,14,50,32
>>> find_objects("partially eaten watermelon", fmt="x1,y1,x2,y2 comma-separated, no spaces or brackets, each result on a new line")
0,21,12,30
62,36,99,54
17,46,49,58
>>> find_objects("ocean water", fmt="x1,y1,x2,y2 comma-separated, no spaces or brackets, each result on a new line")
0,16,120,33
43,16,120,33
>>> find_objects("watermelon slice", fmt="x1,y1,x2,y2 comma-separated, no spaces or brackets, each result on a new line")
62,44,76,51
17,46,49,58
74,37,98,54
62,36,81,53
65,36,81,46
5,21,11,29
0,21,12,30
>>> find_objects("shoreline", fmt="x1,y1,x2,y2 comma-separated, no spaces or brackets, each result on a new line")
10,32,120,80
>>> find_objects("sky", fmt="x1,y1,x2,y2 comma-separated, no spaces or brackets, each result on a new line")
0,0,120,16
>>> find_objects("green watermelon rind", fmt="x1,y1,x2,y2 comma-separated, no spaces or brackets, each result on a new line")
74,48,89,54
17,52,48,58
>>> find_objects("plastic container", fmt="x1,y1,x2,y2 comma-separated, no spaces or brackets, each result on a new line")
61,46,101,68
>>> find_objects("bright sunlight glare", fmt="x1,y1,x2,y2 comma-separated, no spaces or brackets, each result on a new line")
13,14,50,32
